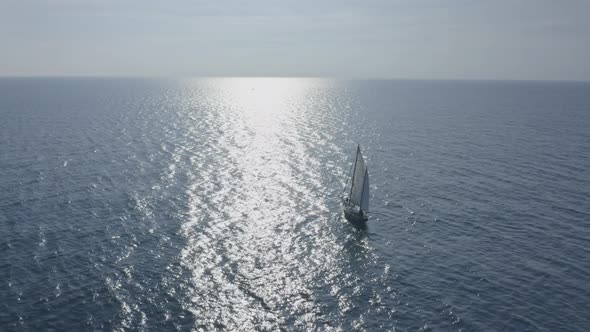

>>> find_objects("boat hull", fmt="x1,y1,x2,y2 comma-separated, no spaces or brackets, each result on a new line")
342,200,368,223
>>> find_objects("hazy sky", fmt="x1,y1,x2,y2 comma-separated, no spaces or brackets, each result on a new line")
1,0,590,80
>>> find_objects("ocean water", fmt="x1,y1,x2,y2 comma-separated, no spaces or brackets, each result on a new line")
1,78,589,331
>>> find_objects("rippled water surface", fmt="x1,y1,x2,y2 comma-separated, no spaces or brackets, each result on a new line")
1,78,589,331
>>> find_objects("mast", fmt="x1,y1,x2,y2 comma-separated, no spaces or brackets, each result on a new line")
348,145,360,206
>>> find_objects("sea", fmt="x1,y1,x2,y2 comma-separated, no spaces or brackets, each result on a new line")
1,78,589,331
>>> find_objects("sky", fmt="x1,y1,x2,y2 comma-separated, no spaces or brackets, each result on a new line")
1,0,590,80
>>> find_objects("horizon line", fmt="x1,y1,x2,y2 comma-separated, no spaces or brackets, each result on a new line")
1,75,589,83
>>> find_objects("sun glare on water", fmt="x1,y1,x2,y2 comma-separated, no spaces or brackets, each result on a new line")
171,77,365,330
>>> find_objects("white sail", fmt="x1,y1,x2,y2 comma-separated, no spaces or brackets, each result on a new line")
349,146,366,207
360,168,369,212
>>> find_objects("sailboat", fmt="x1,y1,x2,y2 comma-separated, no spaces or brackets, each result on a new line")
342,144,369,223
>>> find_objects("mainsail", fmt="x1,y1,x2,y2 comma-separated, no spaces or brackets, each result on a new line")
349,146,369,210
360,168,369,212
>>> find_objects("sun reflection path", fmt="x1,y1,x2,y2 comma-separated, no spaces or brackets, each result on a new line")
175,78,346,329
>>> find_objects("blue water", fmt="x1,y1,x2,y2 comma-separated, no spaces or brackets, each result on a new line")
1,78,589,331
